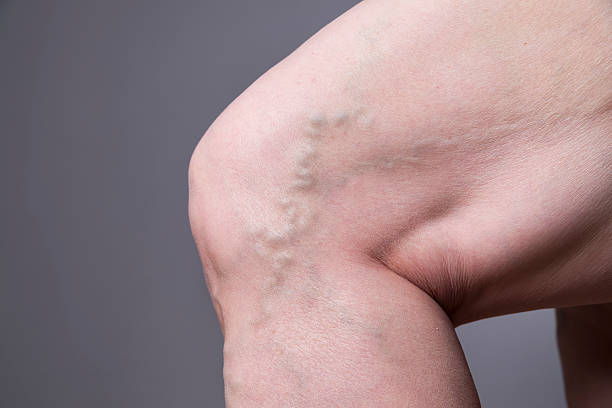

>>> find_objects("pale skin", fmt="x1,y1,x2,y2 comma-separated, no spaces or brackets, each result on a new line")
188,0,612,406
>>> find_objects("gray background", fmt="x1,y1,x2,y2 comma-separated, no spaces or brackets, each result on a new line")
0,1,566,406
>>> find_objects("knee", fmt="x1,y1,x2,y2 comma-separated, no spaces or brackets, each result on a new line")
188,100,470,322
188,111,268,282
188,99,329,310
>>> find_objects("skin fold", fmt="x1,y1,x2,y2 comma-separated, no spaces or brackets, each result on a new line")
189,0,611,406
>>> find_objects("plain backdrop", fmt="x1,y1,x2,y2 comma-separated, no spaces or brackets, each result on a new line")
0,1,566,406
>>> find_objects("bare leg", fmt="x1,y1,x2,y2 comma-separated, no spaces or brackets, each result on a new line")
192,247,480,406
557,304,612,407
189,0,611,406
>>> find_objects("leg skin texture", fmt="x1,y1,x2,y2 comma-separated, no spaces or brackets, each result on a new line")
189,0,611,406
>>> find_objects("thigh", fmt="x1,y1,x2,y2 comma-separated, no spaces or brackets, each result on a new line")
196,0,612,326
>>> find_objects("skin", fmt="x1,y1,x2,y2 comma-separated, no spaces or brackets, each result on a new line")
189,0,611,406
557,304,612,407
